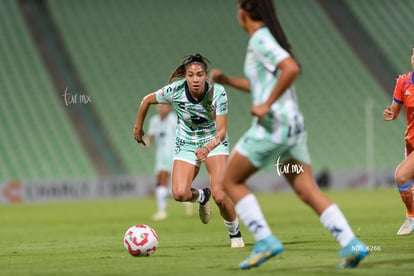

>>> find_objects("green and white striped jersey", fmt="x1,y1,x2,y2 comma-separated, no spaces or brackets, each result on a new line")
155,79,228,148
244,26,305,145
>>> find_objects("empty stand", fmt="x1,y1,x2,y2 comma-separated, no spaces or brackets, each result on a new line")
0,0,96,180
1,0,408,182
276,0,405,171
345,0,414,73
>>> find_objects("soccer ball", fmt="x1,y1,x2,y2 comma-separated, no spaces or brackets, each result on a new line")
123,224,158,257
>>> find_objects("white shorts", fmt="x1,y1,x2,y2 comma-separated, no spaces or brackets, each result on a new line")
234,131,311,169
174,140,229,167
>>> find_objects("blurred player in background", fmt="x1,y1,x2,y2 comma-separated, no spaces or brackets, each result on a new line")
383,46,414,235
133,53,245,248
210,0,368,269
145,104,192,221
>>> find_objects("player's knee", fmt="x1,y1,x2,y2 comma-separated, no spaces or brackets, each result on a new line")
171,189,187,202
394,168,411,186
212,189,227,206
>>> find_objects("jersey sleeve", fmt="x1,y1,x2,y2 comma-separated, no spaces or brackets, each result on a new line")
155,83,176,104
214,84,228,116
393,74,406,104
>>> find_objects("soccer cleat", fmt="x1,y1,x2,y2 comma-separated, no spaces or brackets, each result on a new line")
151,211,167,221
199,188,211,224
337,238,369,268
396,217,414,235
239,235,283,269
230,230,245,248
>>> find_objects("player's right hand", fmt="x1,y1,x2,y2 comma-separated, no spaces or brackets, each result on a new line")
133,128,146,146
209,69,226,84
383,106,395,121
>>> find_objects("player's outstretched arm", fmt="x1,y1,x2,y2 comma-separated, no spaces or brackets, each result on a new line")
210,69,250,93
134,92,158,146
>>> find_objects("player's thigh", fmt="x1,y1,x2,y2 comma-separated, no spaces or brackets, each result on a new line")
223,150,258,203
225,150,257,185
205,153,226,176
171,160,199,196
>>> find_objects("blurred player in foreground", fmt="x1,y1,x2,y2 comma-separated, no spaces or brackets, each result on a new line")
145,104,192,221
133,53,244,248
210,0,369,269
383,46,414,235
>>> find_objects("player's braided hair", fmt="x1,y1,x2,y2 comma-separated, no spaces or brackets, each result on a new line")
168,53,210,83
238,0,294,58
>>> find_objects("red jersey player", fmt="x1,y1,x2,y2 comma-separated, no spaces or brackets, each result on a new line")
383,46,414,235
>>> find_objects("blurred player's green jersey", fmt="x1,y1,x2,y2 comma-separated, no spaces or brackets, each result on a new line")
155,79,228,149
244,26,305,145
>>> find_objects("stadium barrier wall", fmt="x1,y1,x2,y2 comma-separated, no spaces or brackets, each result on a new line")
0,169,395,204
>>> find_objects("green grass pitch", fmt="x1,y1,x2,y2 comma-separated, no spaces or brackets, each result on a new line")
0,188,412,275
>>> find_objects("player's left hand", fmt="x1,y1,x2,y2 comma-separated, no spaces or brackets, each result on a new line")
133,128,146,146
195,147,209,162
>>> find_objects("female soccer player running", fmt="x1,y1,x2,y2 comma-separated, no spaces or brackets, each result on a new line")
133,53,245,248
383,46,414,235
210,0,368,269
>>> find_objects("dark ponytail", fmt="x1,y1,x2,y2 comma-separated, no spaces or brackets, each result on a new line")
239,0,293,57
168,53,210,83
